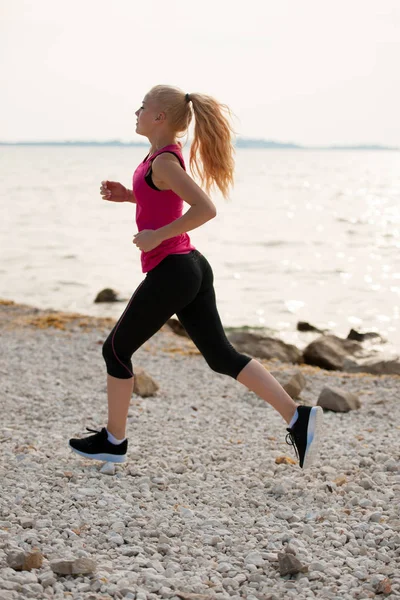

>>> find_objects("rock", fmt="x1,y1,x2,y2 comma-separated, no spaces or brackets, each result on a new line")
157,543,171,555
100,462,116,475
333,475,347,486
77,487,97,496
369,512,382,523
244,551,264,566
6,550,26,571
133,367,159,397
317,386,361,412
347,328,384,343
297,321,326,333
302,334,362,370
49,557,96,575
107,532,124,545
0,591,18,600
227,331,302,363
275,508,294,521
217,562,234,573
271,483,288,496
120,546,142,557
359,477,374,490
303,525,314,538
275,456,297,465
167,317,188,337
385,459,399,472
20,583,44,595
35,519,51,529
374,576,392,595
6,549,43,571
172,463,187,474
284,544,297,556
179,507,194,518
345,358,400,376
4,571,38,585
38,572,57,588
175,593,216,600
278,552,308,576
20,518,34,529
283,371,306,399
94,288,124,303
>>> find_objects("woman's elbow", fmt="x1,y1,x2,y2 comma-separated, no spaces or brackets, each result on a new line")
207,203,217,219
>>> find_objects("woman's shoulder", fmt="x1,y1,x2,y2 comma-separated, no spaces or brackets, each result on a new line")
152,145,186,170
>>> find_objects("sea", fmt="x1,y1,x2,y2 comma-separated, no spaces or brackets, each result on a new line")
1,145,400,356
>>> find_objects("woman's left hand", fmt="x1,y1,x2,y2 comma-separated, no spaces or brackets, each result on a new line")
133,229,163,252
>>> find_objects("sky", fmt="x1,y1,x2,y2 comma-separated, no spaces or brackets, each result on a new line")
1,0,400,146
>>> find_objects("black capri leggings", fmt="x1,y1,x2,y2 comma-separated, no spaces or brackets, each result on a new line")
102,249,252,380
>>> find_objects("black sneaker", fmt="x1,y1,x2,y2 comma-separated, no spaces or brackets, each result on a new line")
68,427,128,463
285,405,323,469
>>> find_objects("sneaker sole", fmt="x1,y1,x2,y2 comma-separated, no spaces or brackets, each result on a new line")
302,406,323,469
68,443,126,463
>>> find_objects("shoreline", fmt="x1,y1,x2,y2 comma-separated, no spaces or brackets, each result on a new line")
1,297,398,381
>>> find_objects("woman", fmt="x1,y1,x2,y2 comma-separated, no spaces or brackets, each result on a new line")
69,85,323,469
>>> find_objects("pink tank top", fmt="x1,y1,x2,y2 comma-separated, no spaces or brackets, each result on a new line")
132,143,196,273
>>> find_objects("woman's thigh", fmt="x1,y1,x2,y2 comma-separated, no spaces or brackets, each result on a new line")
175,256,228,354
107,253,203,357
176,255,252,377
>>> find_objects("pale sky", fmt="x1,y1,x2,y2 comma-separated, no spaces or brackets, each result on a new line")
1,0,399,146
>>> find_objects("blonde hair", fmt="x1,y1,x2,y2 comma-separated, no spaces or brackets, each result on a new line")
148,85,236,200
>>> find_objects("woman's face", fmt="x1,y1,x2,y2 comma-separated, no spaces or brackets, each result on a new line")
135,95,159,136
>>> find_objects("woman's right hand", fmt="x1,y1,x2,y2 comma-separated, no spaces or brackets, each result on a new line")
100,180,130,203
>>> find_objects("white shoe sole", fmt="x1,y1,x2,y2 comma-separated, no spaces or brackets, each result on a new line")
302,406,323,469
68,443,127,463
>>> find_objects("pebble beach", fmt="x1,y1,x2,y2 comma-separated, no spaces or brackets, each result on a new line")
0,299,399,600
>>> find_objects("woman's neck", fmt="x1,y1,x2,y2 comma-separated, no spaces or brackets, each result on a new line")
148,136,178,155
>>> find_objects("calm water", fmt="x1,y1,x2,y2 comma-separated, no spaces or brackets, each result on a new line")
1,146,400,355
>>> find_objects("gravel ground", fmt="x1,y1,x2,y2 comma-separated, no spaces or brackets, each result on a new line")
0,301,399,600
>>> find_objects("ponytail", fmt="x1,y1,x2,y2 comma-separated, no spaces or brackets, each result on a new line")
148,85,236,200
189,93,236,200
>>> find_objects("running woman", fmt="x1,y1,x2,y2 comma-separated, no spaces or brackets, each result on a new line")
69,85,323,469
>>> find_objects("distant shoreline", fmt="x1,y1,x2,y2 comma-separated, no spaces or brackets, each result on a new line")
0,139,398,151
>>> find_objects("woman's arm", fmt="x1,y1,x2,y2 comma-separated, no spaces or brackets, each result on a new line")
151,154,216,242
125,188,137,204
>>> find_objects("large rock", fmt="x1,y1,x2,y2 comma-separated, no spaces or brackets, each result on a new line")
347,328,384,342
94,288,125,303
317,386,361,412
50,557,96,575
228,331,302,363
302,334,362,370
6,550,43,571
167,317,189,337
133,367,159,397
279,371,307,399
278,551,308,576
297,321,326,334
343,358,400,376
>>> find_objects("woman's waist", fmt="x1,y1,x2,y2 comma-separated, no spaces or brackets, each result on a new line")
142,234,194,254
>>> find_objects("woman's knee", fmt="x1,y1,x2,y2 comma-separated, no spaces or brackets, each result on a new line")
102,336,134,379
207,351,252,379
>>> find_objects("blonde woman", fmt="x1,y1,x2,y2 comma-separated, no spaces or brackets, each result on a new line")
69,85,323,469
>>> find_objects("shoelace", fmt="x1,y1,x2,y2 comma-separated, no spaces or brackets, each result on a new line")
285,428,299,461
81,427,103,448
84,427,102,435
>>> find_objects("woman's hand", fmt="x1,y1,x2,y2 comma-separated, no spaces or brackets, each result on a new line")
133,229,163,252
100,180,130,202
